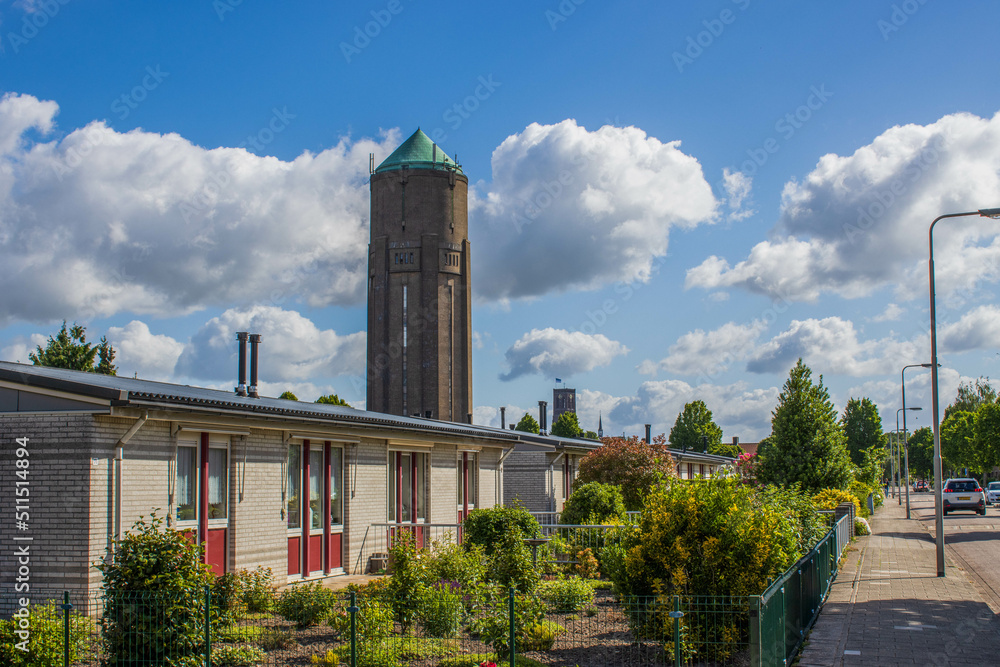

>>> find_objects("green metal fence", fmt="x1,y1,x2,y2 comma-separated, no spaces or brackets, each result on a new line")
1,517,850,667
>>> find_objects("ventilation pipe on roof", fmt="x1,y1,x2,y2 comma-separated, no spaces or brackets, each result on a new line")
500,407,506,430
248,334,261,398
645,424,651,444
235,332,248,396
539,401,548,435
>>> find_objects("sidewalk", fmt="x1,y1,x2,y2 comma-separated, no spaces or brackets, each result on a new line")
797,496,1000,666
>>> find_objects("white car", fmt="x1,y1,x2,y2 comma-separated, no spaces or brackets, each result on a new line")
942,478,986,516
986,481,1000,505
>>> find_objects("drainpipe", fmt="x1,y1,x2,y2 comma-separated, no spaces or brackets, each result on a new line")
549,451,565,513
115,411,148,542
497,444,517,505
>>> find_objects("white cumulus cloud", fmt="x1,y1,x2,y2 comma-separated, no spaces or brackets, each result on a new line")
174,305,365,384
687,111,1000,302
939,305,1000,354
106,320,185,380
473,120,719,301
639,320,767,378
499,327,628,381
0,93,399,324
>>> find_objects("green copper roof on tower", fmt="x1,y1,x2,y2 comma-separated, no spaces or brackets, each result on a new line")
374,128,463,174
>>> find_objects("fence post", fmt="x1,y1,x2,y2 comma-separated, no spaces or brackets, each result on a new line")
204,585,212,667
60,591,73,667
748,596,761,667
508,588,516,666
348,591,359,667
669,595,685,666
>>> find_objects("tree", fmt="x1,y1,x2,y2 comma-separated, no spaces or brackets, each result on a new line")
841,397,887,466
550,411,583,438
755,359,853,493
315,393,350,407
906,427,934,481
278,391,298,401
575,435,676,510
29,321,117,375
944,377,997,420
973,402,1000,483
559,482,627,525
514,413,539,434
940,410,975,477
668,400,723,453
584,430,598,440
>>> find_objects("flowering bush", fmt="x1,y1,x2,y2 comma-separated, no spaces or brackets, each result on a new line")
575,435,676,510
609,477,823,659
812,488,862,518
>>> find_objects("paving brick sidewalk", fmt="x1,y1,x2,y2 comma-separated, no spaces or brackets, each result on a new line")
797,496,1000,666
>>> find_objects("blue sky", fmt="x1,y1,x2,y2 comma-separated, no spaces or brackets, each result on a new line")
2,0,1000,440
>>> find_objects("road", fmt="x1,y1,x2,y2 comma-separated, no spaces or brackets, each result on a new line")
901,488,1000,612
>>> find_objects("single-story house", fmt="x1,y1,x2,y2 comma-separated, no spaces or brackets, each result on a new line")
0,362,534,598
670,448,738,479
501,432,602,519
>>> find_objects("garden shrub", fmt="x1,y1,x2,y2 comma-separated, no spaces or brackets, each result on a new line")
95,512,214,667
385,531,429,630
569,546,600,579
416,582,464,638
237,566,276,613
485,530,540,594
471,587,546,658
611,478,823,660
212,572,247,625
0,600,95,667
757,484,829,555
210,644,266,666
812,488,862,518
259,628,296,650
463,504,541,557
276,581,340,627
520,620,565,651
429,538,487,591
559,482,627,525
437,655,545,667
536,575,595,612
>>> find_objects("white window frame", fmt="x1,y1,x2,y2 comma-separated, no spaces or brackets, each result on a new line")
308,444,325,536
175,439,199,528
387,449,429,524
330,446,345,532
207,436,230,527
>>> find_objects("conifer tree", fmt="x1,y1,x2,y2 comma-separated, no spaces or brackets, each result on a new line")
756,359,852,492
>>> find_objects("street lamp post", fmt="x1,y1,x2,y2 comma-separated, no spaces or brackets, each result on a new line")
896,407,921,509
902,363,933,519
929,208,1000,577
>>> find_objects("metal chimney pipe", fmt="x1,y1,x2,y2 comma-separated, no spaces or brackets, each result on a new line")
645,424,651,444
235,332,248,396
500,407,506,430
467,412,472,425
539,401,548,434
248,333,261,398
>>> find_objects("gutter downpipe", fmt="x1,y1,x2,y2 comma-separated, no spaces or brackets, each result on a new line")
115,411,148,542
549,451,565,513
497,444,517,505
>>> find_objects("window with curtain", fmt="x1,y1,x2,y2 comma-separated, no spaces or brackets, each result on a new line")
310,449,323,531
287,445,301,529
388,452,428,523
176,445,197,523
208,447,228,519
330,448,343,526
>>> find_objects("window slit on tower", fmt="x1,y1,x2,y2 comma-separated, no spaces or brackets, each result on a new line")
402,284,408,416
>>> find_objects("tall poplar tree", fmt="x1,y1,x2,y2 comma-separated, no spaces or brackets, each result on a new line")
841,397,887,466
756,359,852,492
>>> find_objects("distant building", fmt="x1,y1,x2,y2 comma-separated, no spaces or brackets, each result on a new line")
553,387,576,423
